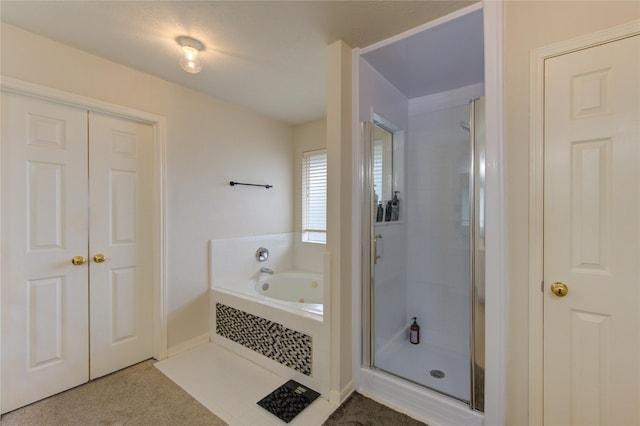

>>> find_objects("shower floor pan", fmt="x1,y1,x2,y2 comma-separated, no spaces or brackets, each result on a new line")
374,333,470,403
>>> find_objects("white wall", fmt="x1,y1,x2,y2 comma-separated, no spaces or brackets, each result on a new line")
210,233,294,289
407,103,471,354
326,40,354,400
358,58,408,128
504,2,640,423
359,57,409,351
0,23,295,351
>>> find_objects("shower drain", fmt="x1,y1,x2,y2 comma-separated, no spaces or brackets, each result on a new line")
429,369,445,379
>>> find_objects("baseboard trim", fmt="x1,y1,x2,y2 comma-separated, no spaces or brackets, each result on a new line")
167,333,210,358
330,380,355,405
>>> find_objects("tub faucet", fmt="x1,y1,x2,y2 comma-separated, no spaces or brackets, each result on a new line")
260,267,275,275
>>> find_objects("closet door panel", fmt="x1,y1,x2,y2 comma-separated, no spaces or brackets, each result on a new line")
1,93,89,413
88,112,154,379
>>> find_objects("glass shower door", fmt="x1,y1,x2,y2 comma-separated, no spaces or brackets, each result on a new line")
364,100,484,409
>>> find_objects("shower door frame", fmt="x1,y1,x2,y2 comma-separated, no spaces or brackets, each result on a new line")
361,115,405,372
361,99,484,409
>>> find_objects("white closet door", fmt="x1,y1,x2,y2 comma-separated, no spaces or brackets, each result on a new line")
88,112,154,379
544,35,640,425
1,93,90,413
1,94,155,413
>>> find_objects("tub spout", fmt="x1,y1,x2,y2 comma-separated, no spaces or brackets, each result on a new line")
260,267,275,274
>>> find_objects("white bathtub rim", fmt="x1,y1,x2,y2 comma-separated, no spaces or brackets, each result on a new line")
212,286,323,322
213,269,324,319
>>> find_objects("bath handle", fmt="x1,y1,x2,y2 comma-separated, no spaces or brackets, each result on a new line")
256,247,269,262
374,234,382,264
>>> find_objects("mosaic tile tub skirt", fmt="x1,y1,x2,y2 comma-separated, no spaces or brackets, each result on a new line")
215,303,312,375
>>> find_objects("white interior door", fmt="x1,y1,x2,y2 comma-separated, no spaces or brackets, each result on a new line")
88,112,153,379
544,35,640,425
1,93,90,413
1,94,154,413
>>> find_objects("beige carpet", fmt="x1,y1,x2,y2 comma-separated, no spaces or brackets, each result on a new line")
322,392,427,426
0,360,226,426
1,360,427,426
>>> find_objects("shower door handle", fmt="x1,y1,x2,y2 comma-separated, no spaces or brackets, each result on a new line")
374,234,382,264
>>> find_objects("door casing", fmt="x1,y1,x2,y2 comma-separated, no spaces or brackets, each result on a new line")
528,20,640,425
351,2,506,424
0,76,168,415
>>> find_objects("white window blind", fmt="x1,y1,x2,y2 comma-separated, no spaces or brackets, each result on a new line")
302,150,327,243
373,142,383,203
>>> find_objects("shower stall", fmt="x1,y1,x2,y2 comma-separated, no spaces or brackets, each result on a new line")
362,98,485,409
357,5,486,419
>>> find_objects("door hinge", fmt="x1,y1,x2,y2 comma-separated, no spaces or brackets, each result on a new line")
541,280,544,293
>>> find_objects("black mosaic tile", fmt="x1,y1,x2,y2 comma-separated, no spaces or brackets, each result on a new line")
215,303,312,375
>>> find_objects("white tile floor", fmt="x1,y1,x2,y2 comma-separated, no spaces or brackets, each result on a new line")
375,333,470,402
155,342,338,426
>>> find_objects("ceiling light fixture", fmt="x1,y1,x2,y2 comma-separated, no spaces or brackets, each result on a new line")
176,36,204,74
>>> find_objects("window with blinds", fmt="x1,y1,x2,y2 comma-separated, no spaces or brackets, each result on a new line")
373,143,383,203
302,149,327,243
372,123,393,204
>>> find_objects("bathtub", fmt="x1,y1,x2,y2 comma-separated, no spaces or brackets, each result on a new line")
256,271,323,314
215,270,323,316
210,269,329,397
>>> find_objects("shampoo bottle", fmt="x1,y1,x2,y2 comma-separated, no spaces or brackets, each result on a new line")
385,200,392,221
376,202,384,222
409,317,420,345
391,191,400,221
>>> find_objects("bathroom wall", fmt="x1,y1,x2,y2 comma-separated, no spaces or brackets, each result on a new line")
359,58,409,350
407,102,471,355
358,58,408,128
503,2,640,423
209,232,323,288
326,40,354,400
0,23,295,352
210,233,294,289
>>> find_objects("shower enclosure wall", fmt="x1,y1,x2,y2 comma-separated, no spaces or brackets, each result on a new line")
357,6,486,421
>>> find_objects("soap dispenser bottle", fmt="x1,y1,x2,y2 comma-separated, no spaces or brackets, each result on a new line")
376,202,384,222
409,317,420,345
391,191,400,221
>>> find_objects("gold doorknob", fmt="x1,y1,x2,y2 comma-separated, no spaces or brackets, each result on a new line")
71,256,86,266
93,253,106,263
551,282,569,297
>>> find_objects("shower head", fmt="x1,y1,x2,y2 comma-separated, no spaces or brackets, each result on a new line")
459,121,470,131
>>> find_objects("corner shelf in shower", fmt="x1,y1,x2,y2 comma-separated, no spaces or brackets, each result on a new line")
374,220,405,227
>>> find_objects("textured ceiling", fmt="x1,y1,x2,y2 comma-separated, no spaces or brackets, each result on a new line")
0,1,477,124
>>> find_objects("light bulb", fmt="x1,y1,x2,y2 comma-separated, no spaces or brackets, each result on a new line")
179,45,202,74
176,36,205,74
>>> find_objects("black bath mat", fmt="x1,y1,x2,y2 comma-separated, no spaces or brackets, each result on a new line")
257,380,320,423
